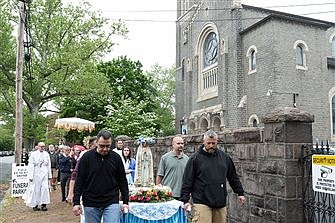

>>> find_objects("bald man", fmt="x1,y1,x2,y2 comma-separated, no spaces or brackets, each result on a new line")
156,136,189,200
24,142,52,211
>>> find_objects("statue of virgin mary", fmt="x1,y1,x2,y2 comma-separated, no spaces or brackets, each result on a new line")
134,137,154,187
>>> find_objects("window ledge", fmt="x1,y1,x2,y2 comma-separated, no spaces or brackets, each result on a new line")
197,87,218,102
296,65,308,70
327,57,335,69
248,69,257,75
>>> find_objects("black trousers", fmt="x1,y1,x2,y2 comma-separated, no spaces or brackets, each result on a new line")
60,172,71,201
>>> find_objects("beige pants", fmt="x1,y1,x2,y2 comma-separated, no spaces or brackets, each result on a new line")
191,204,227,223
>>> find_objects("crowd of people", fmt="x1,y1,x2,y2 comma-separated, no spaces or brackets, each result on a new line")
21,129,246,223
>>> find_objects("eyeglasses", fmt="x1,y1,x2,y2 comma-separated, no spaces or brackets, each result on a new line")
98,144,111,149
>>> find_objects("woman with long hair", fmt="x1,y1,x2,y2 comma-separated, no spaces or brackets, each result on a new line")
122,147,136,185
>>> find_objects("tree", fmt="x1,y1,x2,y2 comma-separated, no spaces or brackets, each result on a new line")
97,56,157,111
60,57,160,139
0,124,15,151
146,64,176,136
102,99,158,138
0,0,128,147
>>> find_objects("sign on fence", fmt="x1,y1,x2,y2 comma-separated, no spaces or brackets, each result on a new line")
312,154,335,194
11,163,29,197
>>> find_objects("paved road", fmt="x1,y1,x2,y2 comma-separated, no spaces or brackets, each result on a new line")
0,155,14,183
0,155,14,205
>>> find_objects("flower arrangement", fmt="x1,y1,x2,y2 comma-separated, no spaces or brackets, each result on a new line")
136,136,155,146
129,185,173,203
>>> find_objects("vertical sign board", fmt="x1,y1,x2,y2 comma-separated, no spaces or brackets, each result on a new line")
312,155,335,194
11,163,29,197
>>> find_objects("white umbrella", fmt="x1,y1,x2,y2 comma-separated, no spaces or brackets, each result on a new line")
54,117,95,133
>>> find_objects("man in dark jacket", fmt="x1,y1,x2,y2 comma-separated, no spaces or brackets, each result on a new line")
58,146,73,202
73,129,129,223
48,144,58,190
180,130,246,223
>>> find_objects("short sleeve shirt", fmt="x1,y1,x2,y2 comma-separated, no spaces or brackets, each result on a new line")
157,151,189,197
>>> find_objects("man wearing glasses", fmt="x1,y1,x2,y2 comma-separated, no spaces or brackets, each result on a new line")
73,129,129,223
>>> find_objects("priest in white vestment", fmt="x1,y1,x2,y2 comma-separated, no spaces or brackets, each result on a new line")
24,142,52,211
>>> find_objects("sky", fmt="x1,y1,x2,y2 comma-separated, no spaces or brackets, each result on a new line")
80,0,335,71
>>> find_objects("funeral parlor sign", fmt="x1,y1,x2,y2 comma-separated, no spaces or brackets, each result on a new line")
11,163,29,197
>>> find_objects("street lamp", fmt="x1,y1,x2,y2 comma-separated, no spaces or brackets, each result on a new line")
266,89,299,108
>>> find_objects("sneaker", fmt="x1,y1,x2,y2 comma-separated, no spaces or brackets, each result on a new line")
33,205,40,211
41,204,48,211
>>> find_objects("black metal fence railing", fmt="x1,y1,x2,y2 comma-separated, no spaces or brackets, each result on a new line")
301,142,335,223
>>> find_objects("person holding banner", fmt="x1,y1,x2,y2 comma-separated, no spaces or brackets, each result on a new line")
24,142,52,211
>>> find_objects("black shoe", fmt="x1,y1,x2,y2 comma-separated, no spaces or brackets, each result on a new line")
33,205,40,211
41,205,48,211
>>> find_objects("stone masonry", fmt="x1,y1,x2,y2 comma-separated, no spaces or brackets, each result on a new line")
124,107,314,222
175,0,335,142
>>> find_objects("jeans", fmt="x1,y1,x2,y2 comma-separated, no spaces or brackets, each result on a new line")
84,203,120,223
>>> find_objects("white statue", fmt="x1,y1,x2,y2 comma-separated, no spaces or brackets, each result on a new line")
134,137,154,187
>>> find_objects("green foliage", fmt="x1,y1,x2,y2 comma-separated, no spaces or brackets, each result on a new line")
102,99,158,137
22,109,48,142
0,0,128,144
97,56,158,111
60,57,160,139
0,126,14,151
60,94,108,140
146,64,176,136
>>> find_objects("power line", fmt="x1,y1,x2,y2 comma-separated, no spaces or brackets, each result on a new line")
107,10,335,23
97,2,335,13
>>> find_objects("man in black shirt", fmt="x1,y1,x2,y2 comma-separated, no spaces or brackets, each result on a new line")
181,130,246,223
73,129,129,223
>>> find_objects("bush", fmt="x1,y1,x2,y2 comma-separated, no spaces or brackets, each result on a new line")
0,138,14,151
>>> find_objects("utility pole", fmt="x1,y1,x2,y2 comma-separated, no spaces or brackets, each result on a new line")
15,1,25,164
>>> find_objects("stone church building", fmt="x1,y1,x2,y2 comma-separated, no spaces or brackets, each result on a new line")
175,0,335,142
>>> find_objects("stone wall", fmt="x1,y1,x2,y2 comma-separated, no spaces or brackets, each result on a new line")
124,107,313,223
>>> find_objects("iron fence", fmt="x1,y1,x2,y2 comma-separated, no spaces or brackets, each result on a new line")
301,142,335,223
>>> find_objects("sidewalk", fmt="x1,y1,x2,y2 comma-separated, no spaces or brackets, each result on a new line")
0,184,80,223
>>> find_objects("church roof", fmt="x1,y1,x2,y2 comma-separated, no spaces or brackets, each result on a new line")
240,4,335,35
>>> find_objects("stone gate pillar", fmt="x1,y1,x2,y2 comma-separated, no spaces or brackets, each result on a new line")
261,107,314,223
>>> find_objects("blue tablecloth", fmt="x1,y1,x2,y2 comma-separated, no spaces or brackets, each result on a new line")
122,200,188,223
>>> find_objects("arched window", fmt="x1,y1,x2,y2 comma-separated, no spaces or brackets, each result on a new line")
196,24,219,101
248,114,259,127
252,119,258,127
296,45,304,66
251,50,256,70
213,117,221,131
246,45,257,74
200,118,209,133
293,40,308,70
203,32,218,68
